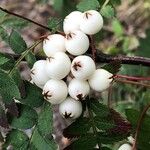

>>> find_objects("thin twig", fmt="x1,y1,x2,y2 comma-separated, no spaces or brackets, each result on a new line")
108,83,113,108
114,74,150,81
115,79,150,88
8,40,42,75
132,103,150,150
0,7,51,31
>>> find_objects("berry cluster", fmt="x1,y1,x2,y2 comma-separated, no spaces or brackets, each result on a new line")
30,10,113,119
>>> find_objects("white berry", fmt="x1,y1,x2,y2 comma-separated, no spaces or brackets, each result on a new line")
88,69,113,92
63,11,82,34
68,79,90,100
46,52,71,79
118,143,132,150
80,10,103,35
43,34,66,57
127,136,135,144
71,55,96,80
65,30,89,56
59,97,82,119
30,60,49,88
42,79,68,104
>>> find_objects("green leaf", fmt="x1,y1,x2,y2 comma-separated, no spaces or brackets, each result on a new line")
9,68,21,87
47,18,62,31
53,0,64,12
31,128,57,150
112,19,123,37
101,60,121,74
9,30,27,54
77,0,100,12
136,29,150,57
3,129,29,149
126,109,150,149
10,105,38,129
126,109,150,129
64,134,97,150
101,5,115,18
19,82,43,108
0,53,9,66
97,132,128,144
90,99,109,117
37,102,53,136
0,69,20,103
0,26,9,43
25,52,36,68
2,17,28,29
94,116,115,130
63,117,91,138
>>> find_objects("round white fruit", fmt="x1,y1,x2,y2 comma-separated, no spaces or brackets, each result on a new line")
42,79,68,104
63,11,82,34
118,143,132,150
127,136,135,144
46,52,71,79
30,60,49,88
80,10,103,35
68,79,90,100
71,55,96,80
88,69,113,92
65,30,89,56
43,34,66,57
59,97,82,119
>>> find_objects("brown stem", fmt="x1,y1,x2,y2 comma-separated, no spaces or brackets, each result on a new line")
96,51,150,67
115,79,150,88
90,36,96,61
132,103,150,150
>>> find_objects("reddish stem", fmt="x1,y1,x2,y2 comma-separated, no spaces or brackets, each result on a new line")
114,74,150,81
115,79,150,88
132,103,150,150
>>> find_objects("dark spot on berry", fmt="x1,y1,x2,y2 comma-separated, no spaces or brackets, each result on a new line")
73,62,82,71
63,112,72,119
85,12,92,19
76,94,83,101
43,91,52,99
66,33,76,40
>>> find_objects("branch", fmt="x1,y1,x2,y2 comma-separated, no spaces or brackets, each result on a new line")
114,74,150,81
0,7,51,31
96,51,150,67
115,79,150,88
132,103,150,150
0,7,150,67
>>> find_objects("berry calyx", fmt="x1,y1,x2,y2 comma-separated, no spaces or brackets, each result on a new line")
88,69,113,92
65,30,89,56
71,55,96,80
46,52,71,79
42,79,68,104
43,34,66,57
68,78,90,100
80,10,103,35
59,97,82,119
